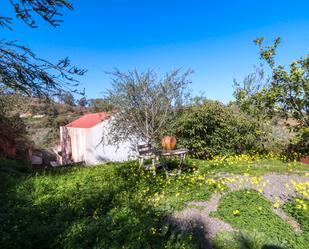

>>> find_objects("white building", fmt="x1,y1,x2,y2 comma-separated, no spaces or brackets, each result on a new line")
60,112,137,165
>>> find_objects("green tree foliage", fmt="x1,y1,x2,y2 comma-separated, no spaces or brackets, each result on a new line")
254,37,309,127
233,66,274,120
234,37,309,127
234,37,309,154
235,37,309,128
290,127,309,155
105,69,193,144
170,100,266,158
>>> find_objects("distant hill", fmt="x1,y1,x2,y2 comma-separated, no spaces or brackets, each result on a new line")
3,95,89,149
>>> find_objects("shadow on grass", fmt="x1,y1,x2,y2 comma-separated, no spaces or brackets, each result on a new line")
170,217,214,249
0,160,200,249
0,158,31,190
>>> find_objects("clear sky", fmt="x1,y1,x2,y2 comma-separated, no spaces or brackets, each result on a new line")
2,0,309,103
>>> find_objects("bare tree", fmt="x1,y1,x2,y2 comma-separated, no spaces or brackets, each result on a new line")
105,69,193,145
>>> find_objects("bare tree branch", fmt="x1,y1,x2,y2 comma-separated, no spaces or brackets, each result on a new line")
0,40,86,98
105,69,193,145
0,0,73,29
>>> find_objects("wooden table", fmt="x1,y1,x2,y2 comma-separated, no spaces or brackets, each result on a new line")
156,148,189,173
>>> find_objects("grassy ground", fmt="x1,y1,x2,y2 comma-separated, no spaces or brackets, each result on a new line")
0,156,308,249
212,190,309,249
0,159,204,249
190,157,309,176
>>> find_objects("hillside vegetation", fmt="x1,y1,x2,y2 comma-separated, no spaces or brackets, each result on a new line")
1,95,93,149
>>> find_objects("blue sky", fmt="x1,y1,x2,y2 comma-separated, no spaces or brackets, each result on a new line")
2,0,309,103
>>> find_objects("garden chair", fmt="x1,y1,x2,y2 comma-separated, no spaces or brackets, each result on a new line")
137,144,160,174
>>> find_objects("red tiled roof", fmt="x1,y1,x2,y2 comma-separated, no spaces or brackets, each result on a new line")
65,112,110,128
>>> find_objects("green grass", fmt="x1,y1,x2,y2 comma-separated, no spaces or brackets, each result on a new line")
190,158,309,176
212,190,309,249
283,198,309,233
213,230,286,249
0,159,217,249
1,157,308,248
0,158,31,189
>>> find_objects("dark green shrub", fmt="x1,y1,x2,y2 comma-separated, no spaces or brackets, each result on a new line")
169,100,266,158
290,127,309,155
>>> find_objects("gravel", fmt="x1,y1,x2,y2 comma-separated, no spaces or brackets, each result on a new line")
219,173,309,204
171,193,234,249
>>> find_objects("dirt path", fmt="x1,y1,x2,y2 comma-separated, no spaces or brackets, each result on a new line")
171,193,233,248
170,173,309,248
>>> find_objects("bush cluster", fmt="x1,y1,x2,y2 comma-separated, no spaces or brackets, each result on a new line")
169,100,287,159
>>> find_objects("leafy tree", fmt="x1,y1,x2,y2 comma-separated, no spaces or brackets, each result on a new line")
0,0,85,98
234,37,309,154
254,37,309,127
234,37,309,128
233,66,274,120
105,69,193,144
291,127,309,155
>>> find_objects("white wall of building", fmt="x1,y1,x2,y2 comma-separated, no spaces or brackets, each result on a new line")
60,126,87,164
61,119,137,165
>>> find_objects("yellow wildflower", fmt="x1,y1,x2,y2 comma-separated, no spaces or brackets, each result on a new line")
233,210,240,216
149,227,156,235
273,201,280,209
